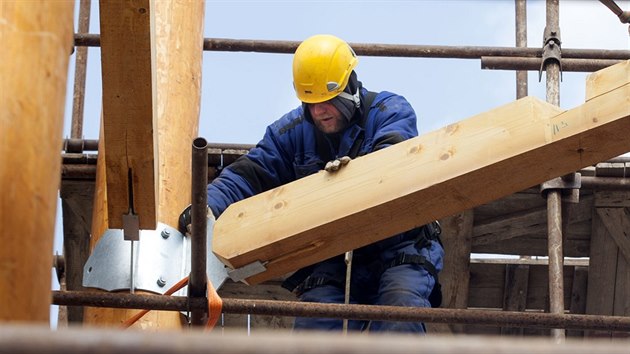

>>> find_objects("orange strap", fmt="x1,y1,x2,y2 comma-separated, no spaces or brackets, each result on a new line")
205,275,223,331
121,275,223,330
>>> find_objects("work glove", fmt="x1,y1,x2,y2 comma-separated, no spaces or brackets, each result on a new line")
178,204,215,236
324,156,351,172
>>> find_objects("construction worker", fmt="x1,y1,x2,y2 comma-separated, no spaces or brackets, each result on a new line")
205,34,444,333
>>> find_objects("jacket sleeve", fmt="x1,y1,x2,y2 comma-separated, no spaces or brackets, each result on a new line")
206,117,297,218
365,92,418,152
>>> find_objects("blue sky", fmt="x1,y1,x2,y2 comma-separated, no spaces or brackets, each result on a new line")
51,0,630,325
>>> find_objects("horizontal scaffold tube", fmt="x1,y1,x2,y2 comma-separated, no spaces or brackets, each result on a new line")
73,34,630,60
52,291,630,332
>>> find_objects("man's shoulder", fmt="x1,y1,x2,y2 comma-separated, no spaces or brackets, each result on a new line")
363,89,407,106
270,106,310,136
364,91,412,113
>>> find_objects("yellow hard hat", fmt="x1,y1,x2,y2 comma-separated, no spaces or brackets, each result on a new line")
292,34,359,103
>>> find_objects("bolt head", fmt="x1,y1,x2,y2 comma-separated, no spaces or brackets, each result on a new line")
157,277,166,287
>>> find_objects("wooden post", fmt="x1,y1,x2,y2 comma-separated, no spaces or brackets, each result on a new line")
428,211,473,334
0,1,74,323
0,2,74,322
83,0,205,329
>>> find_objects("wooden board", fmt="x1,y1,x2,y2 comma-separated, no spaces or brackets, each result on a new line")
586,60,630,101
100,0,156,229
214,61,630,283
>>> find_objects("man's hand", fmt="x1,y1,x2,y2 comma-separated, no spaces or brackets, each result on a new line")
178,204,216,236
324,156,351,172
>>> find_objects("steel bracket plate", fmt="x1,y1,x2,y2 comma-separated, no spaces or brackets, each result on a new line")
83,223,190,295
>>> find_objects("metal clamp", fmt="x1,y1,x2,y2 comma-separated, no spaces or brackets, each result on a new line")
539,26,562,82
540,172,581,203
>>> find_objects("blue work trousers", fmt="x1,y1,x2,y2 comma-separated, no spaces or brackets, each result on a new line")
293,239,444,333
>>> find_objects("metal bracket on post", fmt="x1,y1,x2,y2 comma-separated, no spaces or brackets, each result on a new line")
83,223,190,295
539,26,562,82
540,172,581,204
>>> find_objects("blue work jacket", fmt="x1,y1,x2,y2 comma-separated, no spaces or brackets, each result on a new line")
207,87,418,220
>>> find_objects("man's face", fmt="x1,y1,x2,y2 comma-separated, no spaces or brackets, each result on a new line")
308,101,347,134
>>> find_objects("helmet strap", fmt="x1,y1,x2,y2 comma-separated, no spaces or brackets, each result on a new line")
338,89,361,109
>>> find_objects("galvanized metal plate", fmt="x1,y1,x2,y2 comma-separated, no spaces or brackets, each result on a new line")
83,219,232,295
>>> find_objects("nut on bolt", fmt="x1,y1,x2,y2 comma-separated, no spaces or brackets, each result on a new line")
157,276,167,287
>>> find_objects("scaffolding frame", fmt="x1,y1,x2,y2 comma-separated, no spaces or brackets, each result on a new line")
54,0,630,339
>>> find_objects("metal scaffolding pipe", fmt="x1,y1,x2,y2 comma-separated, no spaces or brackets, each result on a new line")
515,0,528,99
600,0,630,23
73,34,630,60
481,56,622,72
189,137,209,326
581,176,630,190
2,324,630,354
70,0,91,139
543,0,566,342
51,291,630,332
63,138,98,153
206,142,255,151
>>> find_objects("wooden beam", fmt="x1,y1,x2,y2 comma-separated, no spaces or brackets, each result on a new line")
84,0,204,329
214,61,630,284
473,194,593,249
586,60,630,101
467,263,574,310
100,0,156,229
0,1,74,322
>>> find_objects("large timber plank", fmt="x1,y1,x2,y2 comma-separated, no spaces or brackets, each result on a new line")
214,61,630,284
586,60,630,101
100,0,156,229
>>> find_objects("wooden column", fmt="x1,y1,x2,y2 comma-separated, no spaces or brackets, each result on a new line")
83,0,205,329
0,2,74,322
429,211,473,334
587,188,630,338
501,264,530,335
